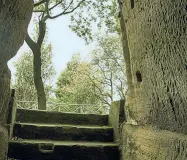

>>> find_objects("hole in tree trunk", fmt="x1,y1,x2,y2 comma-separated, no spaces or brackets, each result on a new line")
136,71,142,82
131,0,135,9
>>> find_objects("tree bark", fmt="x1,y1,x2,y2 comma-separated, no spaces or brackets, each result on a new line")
33,50,47,110
25,34,47,110
25,20,47,110
0,0,33,159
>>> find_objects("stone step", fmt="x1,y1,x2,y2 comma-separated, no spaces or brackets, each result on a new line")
16,109,109,126
13,123,114,142
8,140,119,160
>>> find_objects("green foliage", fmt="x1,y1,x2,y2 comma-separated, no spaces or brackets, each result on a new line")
91,35,126,102
55,53,102,104
33,0,120,43
23,0,123,107
13,43,55,102
69,0,120,42
55,35,126,106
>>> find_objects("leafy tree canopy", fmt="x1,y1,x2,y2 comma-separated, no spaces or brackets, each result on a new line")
55,53,102,104
55,34,126,106
33,0,120,42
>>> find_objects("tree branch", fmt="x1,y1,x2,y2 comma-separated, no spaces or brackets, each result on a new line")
109,72,113,102
25,33,37,52
34,0,47,7
81,69,110,106
33,10,46,12
48,0,85,19
37,20,46,48
49,0,63,11
92,92,110,106
106,52,125,75
83,67,110,85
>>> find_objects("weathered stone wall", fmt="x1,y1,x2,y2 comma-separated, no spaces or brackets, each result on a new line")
0,1,33,159
119,0,187,159
120,0,187,133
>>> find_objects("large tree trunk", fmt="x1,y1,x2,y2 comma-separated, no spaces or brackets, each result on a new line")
0,1,33,159
33,50,47,110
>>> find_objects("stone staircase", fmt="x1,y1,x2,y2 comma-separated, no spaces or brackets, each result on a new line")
8,108,120,160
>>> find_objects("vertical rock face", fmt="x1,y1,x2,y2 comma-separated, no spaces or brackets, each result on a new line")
121,0,187,133
0,0,33,66
0,0,33,159
119,1,187,159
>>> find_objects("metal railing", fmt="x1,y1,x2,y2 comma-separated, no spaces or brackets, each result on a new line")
15,100,109,115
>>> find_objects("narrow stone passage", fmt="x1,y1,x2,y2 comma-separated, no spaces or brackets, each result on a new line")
8,108,120,160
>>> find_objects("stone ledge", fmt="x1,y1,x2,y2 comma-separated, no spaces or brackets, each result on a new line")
121,124,187,160
16,108,109,126
13,123,114,142
8,140,119,160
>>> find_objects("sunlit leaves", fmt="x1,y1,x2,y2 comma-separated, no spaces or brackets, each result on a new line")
34,0,120,43
13,42,56,101
55,53,101,104
69,0,120,43
55,35,127,106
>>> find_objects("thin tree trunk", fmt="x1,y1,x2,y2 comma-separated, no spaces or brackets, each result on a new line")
33,50,46,110
0,1,33,159
25,21,47,110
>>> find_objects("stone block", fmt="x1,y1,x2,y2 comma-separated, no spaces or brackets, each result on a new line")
109,100,126,142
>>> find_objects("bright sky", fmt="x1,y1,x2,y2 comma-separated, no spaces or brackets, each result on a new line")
8,14,95,84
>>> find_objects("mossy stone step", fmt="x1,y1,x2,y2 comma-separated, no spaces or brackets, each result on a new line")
13,123,114,142
8,140,119,160
16,109,108,126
